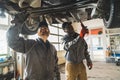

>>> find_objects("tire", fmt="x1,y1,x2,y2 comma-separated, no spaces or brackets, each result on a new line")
116,59,120,66
21,16,40,35
103,0,120,28
116,62,120,66
13,13,40,35
21,22,39,35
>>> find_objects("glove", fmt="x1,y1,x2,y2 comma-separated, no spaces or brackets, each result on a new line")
11,13,28,24
87,62,93,70
80,26,89,38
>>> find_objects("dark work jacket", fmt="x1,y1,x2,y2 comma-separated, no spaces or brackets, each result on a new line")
6,24,60,80
63,33,92,64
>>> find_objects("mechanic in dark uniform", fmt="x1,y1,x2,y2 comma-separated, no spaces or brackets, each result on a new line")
6,16,60,80
62,22,92,80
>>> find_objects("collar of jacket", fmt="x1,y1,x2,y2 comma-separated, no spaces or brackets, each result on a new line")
37,38,50,49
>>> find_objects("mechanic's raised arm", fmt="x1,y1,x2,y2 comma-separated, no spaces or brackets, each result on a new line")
6,17,35,54
7,23,26,53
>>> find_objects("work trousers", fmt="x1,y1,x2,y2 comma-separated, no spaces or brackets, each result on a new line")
65,61,87,80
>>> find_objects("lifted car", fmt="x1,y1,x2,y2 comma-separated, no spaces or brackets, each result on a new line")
0,0,120,35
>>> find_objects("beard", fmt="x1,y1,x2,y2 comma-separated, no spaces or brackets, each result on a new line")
41,31,49,36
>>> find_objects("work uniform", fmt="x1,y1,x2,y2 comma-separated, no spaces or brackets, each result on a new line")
63,33,92,80
7,24,60,80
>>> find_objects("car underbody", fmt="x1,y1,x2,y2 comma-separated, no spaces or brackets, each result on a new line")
0,0,120,35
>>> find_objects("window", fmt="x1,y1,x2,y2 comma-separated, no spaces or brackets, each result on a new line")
49,24,65,51
48,35,58,42
0,12,10,59
0,13,9,25
49,25,58,34
0,30,8,58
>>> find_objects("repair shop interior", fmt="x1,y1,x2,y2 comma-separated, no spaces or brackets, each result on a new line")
0,0,120,80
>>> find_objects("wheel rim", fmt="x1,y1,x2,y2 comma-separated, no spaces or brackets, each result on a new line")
25,16,39,31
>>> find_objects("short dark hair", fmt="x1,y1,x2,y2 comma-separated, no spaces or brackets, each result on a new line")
62,22,72,29
39,21,48,28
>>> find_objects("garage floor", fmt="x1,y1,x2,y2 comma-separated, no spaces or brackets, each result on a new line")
59,61,120,80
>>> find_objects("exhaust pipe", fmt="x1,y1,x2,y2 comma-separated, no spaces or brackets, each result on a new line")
19,0,41,8
19,0,29,8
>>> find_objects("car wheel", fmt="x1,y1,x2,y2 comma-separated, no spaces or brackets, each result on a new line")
21,16,40,35
12,13,39,35
21,23,39,35
116,59,120,66
103,0,120,28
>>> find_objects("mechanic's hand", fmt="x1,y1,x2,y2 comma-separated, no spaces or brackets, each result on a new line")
87,62,93,70
11,18,20,24
80,27,89,38
11,13,28,24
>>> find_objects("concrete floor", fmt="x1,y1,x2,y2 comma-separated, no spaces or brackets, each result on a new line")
59,61,120,80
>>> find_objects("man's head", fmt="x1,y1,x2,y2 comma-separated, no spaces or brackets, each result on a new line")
37,21,50,38
62,22,75,35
